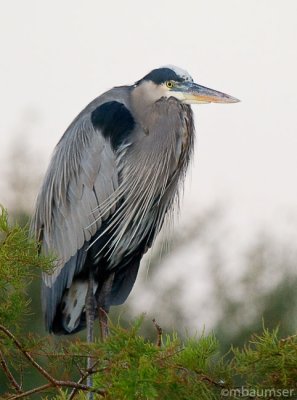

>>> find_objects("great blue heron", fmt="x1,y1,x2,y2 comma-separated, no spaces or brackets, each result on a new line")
31,65,238,341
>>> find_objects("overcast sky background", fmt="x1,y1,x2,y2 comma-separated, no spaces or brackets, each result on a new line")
1,1,297,326
1,0,297,236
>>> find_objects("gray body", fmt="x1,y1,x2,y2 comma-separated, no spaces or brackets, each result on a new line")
31,66,238,334
32,84,194,333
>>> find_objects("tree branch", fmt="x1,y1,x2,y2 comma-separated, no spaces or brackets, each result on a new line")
8,383,52,399
68,359,101,400
152,318,162,347
0,325,106,398
0,324,60,390
0,349,23,393
7,380,107,399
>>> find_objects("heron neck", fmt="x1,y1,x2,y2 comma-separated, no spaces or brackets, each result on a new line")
130,82,164,129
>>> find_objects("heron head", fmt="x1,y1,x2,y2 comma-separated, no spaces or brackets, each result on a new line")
134,65,239,105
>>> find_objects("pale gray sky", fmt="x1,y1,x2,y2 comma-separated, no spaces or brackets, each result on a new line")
1,0,297,242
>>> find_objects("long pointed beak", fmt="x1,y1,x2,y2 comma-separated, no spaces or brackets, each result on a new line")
175,82,240,104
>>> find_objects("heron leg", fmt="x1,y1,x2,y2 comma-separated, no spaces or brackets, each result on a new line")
86,270,96,399
97,272,115,341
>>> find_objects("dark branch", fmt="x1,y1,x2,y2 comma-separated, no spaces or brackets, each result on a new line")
8,383,52,399
0,349,23,393
0,324,106,398
152,318,163,347
8,381,106,400
0,324,60,389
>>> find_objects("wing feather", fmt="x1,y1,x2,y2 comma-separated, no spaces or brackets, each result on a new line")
31,110,119,321
31,90,137,331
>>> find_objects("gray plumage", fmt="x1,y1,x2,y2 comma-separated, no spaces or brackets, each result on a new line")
31,65,238,335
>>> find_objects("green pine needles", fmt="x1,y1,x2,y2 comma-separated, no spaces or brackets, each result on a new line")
0,206,297,399
0,206,52,330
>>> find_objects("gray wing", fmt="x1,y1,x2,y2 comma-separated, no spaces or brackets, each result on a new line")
31,102,119,328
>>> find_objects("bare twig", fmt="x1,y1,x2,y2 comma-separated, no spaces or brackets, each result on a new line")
8,380,106,399
55,380,106,395
152,319,162,347
69,359,101,400
0,324,106,398
0,349,23,393
8,383,52,399
200,373,226,388
176,366,226,389
280,334,297,344
29,351,91,358
0,324,60,391
63,346,85,377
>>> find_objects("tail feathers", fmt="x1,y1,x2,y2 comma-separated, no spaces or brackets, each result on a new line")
51,280,97,334
50,259,141,334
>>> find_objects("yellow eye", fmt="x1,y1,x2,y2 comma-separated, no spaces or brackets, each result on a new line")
166,81,174,88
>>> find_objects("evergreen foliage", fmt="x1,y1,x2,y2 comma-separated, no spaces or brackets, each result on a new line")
0,206,52,330
0,207,297,399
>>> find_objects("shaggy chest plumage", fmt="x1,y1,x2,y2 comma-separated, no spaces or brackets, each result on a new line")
93,97,194,267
